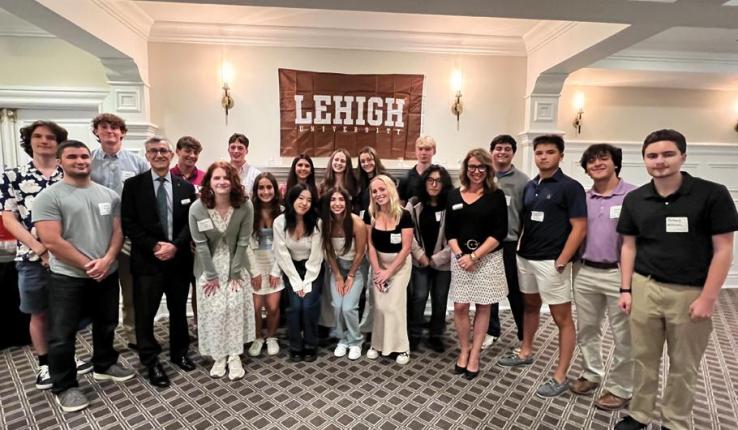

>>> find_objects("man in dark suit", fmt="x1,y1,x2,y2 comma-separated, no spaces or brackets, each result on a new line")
121,137,197,388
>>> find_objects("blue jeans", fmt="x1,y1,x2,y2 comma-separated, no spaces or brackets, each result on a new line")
48,272,120,394
409,266,451,340
331,259,367,347
16,260,50,314
284,260,323,353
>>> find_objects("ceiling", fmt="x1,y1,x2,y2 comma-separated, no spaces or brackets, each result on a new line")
3,0,738,90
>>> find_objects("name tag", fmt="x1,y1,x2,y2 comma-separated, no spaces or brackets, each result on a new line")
666,217,688,233
197,219,214,232
390,233,402,244
121,170,136,181
452,203,463,211
435,211,442,222
531,211,544,222
98,202,112,216
505,195,511,207
181,198,191,204
609,205,622,219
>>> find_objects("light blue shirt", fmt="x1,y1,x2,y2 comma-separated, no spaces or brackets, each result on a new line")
90,148,149,195
151,170,173,240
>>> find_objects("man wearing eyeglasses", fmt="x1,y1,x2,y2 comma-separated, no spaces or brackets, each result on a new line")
498,134,587,399
121,137,197,388
90,114,149,350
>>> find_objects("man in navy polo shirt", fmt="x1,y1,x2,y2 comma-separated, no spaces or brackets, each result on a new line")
614,129,737,430
498,134,587,398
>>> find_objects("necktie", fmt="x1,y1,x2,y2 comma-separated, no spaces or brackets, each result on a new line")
156,177,169,238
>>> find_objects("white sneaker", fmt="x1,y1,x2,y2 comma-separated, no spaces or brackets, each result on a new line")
75,356,93,375
209,357,227,378
227,355,245,380
396,352,410,365
248,339,264,357
36,365,52,390
266,337,280,356
481,335,498,350
334,344,348,357
366,348,379,360
348,346,362,360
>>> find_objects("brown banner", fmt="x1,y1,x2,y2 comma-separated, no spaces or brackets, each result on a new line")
279,68,424,159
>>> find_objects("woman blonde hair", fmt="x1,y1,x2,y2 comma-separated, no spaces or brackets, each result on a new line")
459,148,497,191
367,174,403,223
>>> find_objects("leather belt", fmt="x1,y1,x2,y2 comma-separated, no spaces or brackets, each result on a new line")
581,259,619,270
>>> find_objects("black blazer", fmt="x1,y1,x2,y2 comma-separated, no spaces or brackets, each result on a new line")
121,170,197,276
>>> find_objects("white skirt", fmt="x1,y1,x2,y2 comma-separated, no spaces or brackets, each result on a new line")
449,249,508,304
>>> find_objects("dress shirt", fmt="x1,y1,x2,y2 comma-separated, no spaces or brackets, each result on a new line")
91,148,149,195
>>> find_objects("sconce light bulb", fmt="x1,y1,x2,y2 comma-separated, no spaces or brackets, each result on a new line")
222,61,234,88
573,91,585,112
451,69,463,94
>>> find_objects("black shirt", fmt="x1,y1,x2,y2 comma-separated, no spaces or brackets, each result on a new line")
617,172,738,287
518,169,587,261
398,166,425,202
364,209,414,253
445,188,508,254
419,205,443,256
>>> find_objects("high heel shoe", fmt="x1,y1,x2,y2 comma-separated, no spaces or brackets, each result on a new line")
463,369,479,380
454,364,466,374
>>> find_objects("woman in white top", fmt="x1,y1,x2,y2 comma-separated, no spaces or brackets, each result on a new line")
273,183,324,362
246,173,284,357
363,175,414,365
320,187,367,360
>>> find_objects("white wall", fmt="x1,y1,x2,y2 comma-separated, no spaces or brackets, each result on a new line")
148,43,526,170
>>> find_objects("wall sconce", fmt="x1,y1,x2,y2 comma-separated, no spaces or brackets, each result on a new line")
221,61,235,125
573,91,585,134
450,69,463,131
733,100,738,133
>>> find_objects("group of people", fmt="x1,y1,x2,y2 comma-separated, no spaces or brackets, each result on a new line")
1,113,736,430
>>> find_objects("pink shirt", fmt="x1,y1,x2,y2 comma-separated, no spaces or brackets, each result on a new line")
580,179,636,263
171,164,205,186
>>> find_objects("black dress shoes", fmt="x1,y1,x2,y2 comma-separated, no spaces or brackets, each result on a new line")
614,416,647,430
148,363,170,388
463,369,479,380
454,364,466,375
289,351,303,362
171,355,196,372
427,337,445,353
303,349,317,362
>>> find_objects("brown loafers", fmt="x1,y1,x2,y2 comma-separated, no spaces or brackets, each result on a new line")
594,390,631,411
568,376,599,395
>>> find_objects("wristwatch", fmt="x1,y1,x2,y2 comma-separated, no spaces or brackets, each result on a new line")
454,252,464,260
619,289,631,294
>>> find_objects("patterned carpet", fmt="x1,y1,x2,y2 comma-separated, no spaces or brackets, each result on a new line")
2,289,737,430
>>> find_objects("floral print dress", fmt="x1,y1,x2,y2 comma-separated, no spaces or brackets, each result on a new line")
196,207,255,359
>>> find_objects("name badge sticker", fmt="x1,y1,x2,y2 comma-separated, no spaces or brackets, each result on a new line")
197,219,214,232
666,217,689,233
505,195,511,207
390,233,402,244
435,211,442,222
452,203,463,211
180,198,191,205
610,205,622,219
531,211,544,222
98,202,112,216
121,170,136,181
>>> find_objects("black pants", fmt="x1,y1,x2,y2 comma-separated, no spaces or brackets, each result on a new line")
408,266,451,340
488,241,524,340
0,261,30,349
133,271,191,367
48,272,120,394
284,260,322,353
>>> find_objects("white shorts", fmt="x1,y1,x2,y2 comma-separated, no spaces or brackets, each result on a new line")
517,256,572,305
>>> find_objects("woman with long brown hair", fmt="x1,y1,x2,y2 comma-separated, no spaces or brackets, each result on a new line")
318,148,357,198
189,161,255,380
246,173,284,357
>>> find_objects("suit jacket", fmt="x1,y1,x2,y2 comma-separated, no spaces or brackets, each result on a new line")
121,170,197,276
188,199,253,282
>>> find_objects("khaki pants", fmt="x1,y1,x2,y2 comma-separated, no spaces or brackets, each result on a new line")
629,273,711,430
573,264,632,398
118,252,136,345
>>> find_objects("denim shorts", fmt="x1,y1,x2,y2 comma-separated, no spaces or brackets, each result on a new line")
16,260,50,314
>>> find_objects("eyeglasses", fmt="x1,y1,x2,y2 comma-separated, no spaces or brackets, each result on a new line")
147,148,171,155
426,177,442,186
467,164,488,173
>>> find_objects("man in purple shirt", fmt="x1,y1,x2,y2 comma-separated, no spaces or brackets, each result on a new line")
569,144,635,411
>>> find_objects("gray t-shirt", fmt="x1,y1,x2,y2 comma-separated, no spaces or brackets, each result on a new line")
495,165,530,242
32,181,120,278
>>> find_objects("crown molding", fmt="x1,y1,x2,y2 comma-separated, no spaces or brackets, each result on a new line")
523,21,579,55
149,21,527,56
0,86,109,110
90,0,153,40
593,49,738,73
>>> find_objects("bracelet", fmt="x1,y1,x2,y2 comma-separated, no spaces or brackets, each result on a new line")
346,273,355,278
470,252,478,262
619,289,631,294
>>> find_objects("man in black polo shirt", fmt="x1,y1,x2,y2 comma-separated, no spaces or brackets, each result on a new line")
614,129,737,430
398,135,435,202
497,134,587,398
